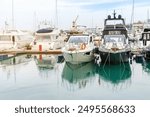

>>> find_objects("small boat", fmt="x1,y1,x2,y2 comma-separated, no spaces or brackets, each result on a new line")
32,28,65,50
62,34,95,64
140,28,150,59
99,11,130,64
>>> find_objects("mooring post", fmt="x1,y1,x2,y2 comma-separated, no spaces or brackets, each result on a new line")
39,45,42,51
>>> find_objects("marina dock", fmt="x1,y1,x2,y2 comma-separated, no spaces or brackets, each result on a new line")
0,49,62,55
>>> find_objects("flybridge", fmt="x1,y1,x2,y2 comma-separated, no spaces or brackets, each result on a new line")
104,11,125,26
103,11,128,38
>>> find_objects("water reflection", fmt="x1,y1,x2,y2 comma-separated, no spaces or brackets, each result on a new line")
97,63,132,89
1,54,150,99
62,62,97,91
142,60,150,73
33,54,64,79
34,54,64,69
0,54,32,66
134,56,144,64
0,55,32,81
62,61,132,91
34,55,56,69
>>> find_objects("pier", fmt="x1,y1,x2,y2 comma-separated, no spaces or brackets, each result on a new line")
0,49,62,55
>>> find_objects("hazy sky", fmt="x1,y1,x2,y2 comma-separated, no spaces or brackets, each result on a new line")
0,0,150,30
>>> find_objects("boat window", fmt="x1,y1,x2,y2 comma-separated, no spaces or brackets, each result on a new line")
104,35,125,43
143,34,147,40
18,35,33,40
147,34,150,39
0,36,11,41
36,35,51,41
106,20,124,25
68,36,89,44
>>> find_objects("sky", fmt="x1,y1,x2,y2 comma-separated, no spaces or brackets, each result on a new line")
0,0,150,30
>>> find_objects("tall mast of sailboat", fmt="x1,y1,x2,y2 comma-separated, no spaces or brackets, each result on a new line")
55,0,58,28
12,0,14,29
147,9,149,23
33,12,37,31
130,0,134,29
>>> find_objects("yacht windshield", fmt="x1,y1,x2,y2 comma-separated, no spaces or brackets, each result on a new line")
104,35,125,43
68,36,89,44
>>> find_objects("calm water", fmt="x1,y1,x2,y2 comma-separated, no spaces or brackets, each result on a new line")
0,54,150,100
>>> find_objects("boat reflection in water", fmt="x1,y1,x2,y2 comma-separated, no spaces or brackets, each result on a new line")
34,54,64,69
97,63,132,90
34,54,64,79
0,55,32,80
0,54,32,66
62,61,96,91
34,55,56,69
142,61,150,74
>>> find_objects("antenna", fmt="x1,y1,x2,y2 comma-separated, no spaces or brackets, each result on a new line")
113,10,116,19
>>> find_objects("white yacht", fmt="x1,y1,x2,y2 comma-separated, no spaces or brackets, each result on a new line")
32,28,65,51
62,34,94,64
0,30,33,50
99,11,130,64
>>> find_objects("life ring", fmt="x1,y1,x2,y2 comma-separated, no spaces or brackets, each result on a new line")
80,43,86,50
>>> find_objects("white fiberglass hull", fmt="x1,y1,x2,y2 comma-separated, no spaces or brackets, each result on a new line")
0,41,14,50
63,50,94,64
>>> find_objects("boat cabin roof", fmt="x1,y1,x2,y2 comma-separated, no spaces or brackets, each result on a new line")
36,28,54,33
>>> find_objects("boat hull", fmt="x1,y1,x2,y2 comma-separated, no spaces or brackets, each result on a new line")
99,51,129,64
63,51,94,64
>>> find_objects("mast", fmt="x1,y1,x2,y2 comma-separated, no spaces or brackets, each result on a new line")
147,9,149,23
130,0,134,29
12,0,14,29
55,0,58,28
33,12,37,31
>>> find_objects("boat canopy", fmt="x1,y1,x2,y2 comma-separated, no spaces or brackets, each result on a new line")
36,28,54,33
